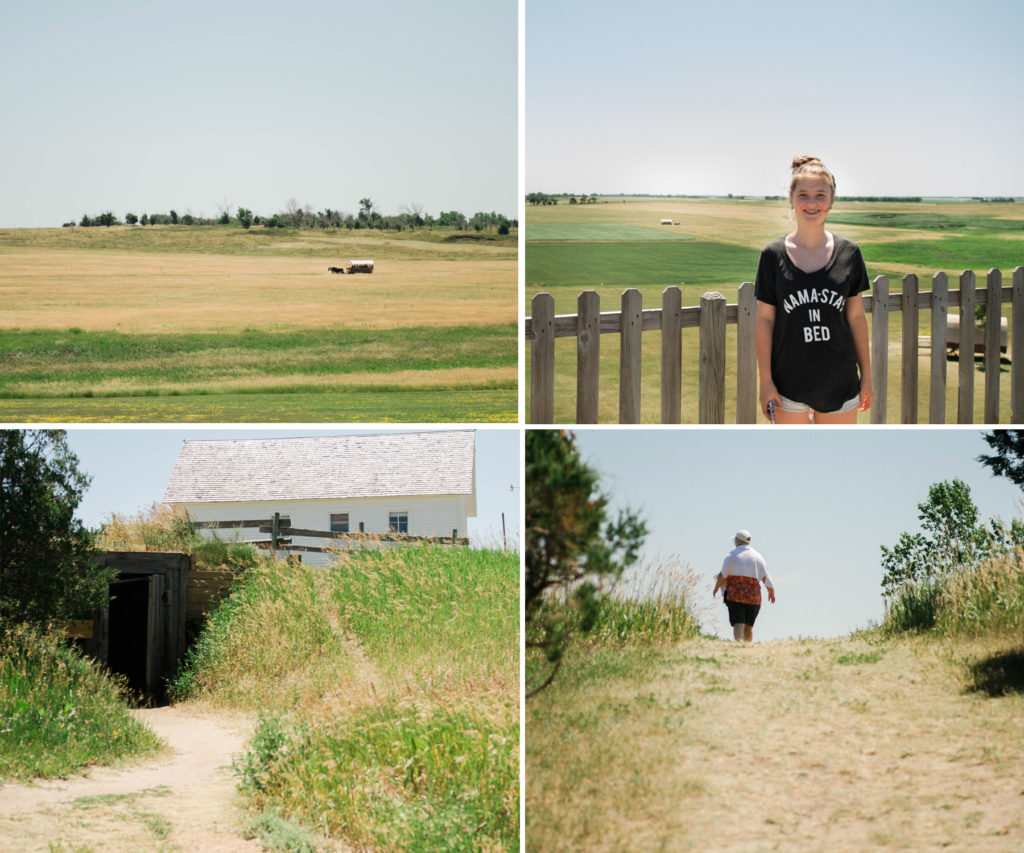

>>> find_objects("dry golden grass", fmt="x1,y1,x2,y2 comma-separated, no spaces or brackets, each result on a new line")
526,197,1014,251
4,365,515,398
0,249,514,332
527,634,1024,852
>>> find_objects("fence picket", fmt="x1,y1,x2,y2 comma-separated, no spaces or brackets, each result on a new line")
1013,267,1024,423
699,291,726,424
530,292,555,423
901,274,919,424
958,271,976,424
577,290,600,423
736,282,757,423
620,289,643,423
930,273,948,423
871,276,889,424
984,269,1002,423
661,286,682,424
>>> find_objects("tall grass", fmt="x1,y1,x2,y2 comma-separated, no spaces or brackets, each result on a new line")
98,502,260,572
0,625,160,781
172,545,519,852
167,557,346,709
330,545,519,701
587,555,706,645
882,548,1024,636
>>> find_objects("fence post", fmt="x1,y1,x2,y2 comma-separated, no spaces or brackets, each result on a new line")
1013,267,1024,423
699,291,726,424
577,290,600,423
901,274,918,424
958,270,976,424
871,276,889,424
984,268,1002,423
660,286,682,424
620,288,642,423
930,272,948,424
736,282,757,424
272,512,280,553
530,292,555,424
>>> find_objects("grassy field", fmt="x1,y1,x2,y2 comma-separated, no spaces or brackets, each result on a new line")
525,197,1024,423
0,224,516,422
171,545,519,852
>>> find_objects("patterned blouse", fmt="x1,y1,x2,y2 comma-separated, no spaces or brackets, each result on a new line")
725,575,762,606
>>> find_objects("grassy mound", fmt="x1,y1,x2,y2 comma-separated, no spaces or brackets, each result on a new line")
0,625,160,782
171,545,519,852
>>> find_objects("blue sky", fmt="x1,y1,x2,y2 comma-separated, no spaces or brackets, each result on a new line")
527,0,1024,197
65,427,520,550
568,428,1024,641
0,0,516,228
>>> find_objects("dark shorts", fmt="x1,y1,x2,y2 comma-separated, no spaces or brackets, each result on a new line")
726,599,761,627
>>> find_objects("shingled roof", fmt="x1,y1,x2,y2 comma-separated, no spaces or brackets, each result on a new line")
162,430,475,504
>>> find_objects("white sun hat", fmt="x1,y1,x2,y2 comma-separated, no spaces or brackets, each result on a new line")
734,530,751,544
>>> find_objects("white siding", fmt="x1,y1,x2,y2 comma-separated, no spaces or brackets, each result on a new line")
180,495,470,567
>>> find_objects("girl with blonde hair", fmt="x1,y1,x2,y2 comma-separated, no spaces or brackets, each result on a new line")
755,156,873,423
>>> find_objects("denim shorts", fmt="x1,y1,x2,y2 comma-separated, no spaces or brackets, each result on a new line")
778,393,859,414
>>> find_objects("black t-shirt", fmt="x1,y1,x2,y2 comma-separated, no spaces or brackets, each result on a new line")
754,234,870,413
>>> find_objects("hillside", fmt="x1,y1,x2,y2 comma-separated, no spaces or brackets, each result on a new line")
527,633,1024,852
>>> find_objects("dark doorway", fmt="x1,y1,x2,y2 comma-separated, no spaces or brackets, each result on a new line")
107,575,152,696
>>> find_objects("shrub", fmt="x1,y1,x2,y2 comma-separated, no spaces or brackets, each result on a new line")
0,625,159,781
881,548,1024,636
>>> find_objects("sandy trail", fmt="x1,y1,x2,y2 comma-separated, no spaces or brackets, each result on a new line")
0,705,262,852
527,635,1024,852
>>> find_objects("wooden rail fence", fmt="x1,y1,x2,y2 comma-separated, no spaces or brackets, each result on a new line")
525,267,1024,424
197,515,468,552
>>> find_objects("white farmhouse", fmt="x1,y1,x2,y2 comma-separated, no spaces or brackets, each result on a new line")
162,430,476,565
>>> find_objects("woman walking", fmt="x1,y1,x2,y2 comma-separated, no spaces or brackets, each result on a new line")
713,530,775,642
755,156,873,423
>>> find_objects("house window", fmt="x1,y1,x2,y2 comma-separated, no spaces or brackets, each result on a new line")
330,513,349,533
388,511,408,533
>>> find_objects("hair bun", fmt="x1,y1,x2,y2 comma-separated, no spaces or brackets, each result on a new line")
792,155,822,171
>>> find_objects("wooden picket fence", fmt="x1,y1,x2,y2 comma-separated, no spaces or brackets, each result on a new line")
525,267,1024,424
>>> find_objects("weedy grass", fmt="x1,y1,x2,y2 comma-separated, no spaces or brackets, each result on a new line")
172,546,519,851
239,705,518,853
0,625,160,782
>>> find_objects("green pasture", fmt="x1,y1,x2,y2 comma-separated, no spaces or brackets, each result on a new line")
526,241,761,301
861,237,1024,273
525,197,1024,423
0,324,516,422
0,387,516,423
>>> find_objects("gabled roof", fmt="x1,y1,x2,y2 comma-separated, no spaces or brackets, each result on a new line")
162,430,475,504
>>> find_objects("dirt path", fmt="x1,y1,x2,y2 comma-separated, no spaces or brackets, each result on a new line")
527,635,1024,852
0,705,262,852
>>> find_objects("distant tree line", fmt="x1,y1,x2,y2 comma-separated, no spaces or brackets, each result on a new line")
62,198,516,234
526,192,600,206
